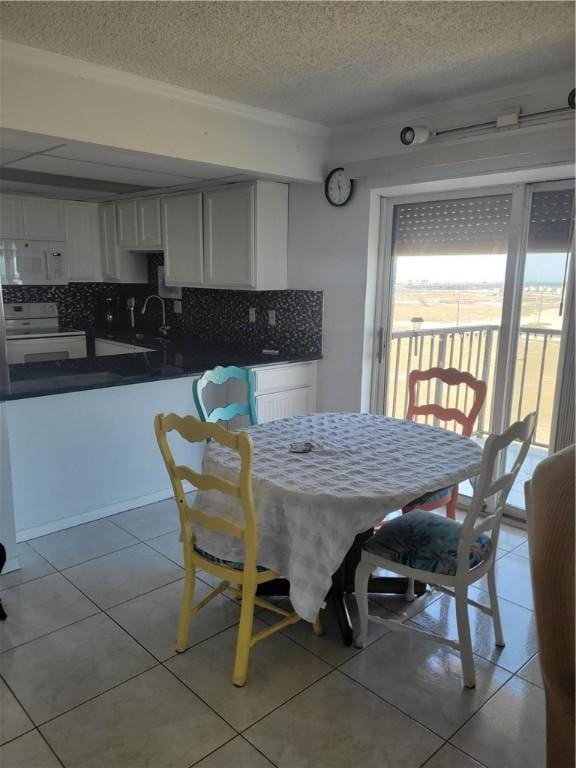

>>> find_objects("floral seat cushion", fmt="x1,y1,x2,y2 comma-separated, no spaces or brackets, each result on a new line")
194,546,268,572
403,485,456,513
363,509,491,576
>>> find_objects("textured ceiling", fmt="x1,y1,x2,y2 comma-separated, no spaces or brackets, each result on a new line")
0,1,574,126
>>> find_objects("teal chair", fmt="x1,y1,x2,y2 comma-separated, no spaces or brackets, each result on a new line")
193,365,257,425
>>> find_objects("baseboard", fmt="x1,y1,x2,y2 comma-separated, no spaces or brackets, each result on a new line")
16,489,175,542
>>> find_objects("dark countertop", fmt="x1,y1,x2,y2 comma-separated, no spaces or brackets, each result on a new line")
1,329,322,402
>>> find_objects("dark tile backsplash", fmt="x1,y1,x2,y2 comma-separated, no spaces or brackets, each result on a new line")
2,254,323,357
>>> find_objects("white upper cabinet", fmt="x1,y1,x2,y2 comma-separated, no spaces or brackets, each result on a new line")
0,195,24,238
137,198,163,249
115,200,139,249
22,198,65,240
0,195,65,240
202,180,288,290
162,193,203,286
65,202,104,282
203,184,255,288
101,203,147,284
115,198,163,250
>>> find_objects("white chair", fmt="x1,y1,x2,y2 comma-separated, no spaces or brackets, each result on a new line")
354,412,536,688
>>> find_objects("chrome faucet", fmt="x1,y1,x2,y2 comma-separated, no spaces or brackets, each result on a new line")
141,295,170,337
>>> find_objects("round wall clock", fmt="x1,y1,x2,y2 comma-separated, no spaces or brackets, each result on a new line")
325,167,354,207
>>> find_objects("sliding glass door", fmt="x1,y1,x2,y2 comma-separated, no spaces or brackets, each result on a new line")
375,181,574,517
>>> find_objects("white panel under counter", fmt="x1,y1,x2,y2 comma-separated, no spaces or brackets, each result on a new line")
5,377,203,541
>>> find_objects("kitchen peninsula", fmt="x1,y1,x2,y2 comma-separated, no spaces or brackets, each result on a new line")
0,335,319,544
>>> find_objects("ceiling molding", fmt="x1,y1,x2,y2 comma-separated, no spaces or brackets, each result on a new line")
1,41,330,137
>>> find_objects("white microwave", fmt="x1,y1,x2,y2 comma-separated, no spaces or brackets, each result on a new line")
0,239,67,285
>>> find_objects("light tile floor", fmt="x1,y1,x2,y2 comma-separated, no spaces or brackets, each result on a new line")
0,500,545,768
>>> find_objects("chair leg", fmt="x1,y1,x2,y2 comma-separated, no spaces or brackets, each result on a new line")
405,577,416,602
176,564,196,653
354,559,373,648
455,584,476,688
313,613,324,636
446,487,458,519
487,565,505,647
233,582,256,687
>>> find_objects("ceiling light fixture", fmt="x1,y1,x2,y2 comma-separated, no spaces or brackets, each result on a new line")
400,89,575,147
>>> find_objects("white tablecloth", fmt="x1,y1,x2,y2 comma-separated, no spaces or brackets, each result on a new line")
194,412,483,621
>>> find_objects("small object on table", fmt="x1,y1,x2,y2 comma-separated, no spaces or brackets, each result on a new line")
289,441,314,453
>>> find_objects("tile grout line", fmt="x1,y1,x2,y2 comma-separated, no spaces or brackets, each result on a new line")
30,539,143,573
1,564,189,658
187,732,278,768
37,728,67,768
443,659,545,760
405,605,538,677
185,733,241,768
336,645,515,744
162,657,268,736
36,666,163,736
418,740,489,768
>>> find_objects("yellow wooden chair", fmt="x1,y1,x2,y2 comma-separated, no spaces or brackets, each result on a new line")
154,412,302,687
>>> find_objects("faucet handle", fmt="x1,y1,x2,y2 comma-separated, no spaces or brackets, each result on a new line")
158,325,171,336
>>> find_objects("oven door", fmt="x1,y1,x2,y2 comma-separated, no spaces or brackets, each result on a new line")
6,336,87,364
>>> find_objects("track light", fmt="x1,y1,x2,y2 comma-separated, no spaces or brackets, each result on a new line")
400,126,432,146
400,89,574,147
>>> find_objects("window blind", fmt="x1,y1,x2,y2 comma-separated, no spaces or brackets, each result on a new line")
528,189,574,254
393,195,512,257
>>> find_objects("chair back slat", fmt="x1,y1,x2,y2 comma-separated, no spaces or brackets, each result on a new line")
175,465,241,498
457,412,537,572
186,503,245,540
193,366,257,426
406,367,487,436
155,413,257,558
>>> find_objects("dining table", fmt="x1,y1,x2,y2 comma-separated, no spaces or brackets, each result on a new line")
194,411,484,645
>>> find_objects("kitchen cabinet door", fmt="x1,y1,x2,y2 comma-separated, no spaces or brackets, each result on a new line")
65,202,103,282
0,195,24,238
252,361,318,423
115,200,139,248
101,204,121,281
203,184,255,288
256,387,314,423
137,198,163,249
22,198,64,240
100,204,147,284
162,193,203,286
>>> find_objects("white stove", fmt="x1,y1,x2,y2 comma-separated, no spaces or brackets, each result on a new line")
4,302,87,364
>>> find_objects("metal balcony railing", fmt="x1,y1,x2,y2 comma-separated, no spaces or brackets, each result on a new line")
386,324,561,447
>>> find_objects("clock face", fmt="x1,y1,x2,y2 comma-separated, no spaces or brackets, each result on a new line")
325,168,354,206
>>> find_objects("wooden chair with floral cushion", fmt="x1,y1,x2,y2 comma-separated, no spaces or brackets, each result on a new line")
355,412,536,688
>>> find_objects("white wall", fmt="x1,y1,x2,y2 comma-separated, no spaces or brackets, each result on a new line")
287,181,374,411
